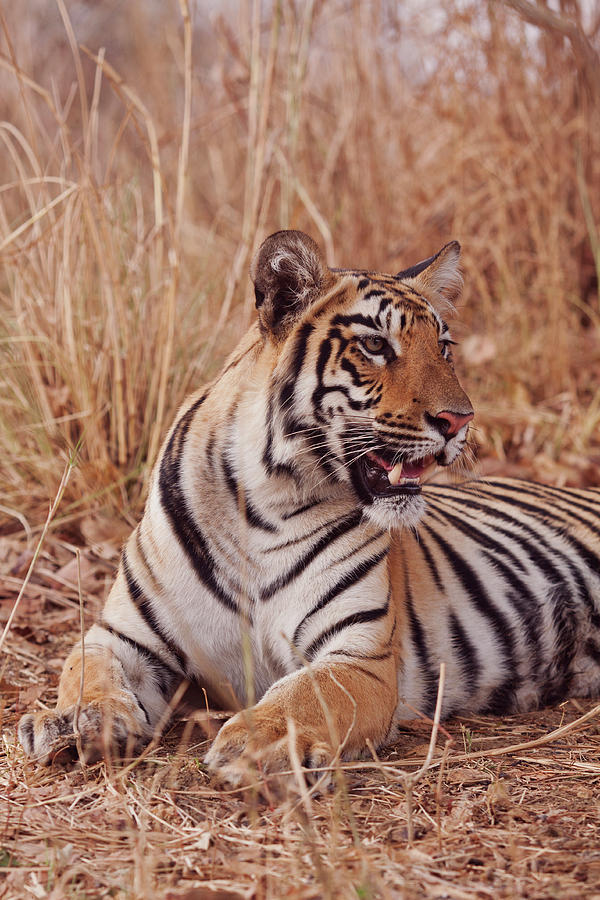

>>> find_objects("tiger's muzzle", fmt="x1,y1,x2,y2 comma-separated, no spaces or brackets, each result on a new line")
352,449,437,503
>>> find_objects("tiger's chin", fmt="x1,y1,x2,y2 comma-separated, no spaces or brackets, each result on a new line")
363,493,427,532
351,453,431,531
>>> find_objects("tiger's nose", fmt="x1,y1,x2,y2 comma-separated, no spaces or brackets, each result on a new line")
427,409,474,438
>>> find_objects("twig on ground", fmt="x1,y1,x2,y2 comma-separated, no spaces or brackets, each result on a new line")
72,548,87,772
402,663,446,846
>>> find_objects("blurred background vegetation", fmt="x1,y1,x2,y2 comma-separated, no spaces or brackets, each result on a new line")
1,0,599,530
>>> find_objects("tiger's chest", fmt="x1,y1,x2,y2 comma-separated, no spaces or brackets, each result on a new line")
150,490,391,703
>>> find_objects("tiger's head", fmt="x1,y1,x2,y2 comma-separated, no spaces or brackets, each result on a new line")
251,230,473,529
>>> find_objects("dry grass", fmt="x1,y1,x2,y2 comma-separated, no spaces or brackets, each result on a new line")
2,1,600,898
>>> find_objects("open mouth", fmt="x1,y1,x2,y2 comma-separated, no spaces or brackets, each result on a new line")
353,450,436,500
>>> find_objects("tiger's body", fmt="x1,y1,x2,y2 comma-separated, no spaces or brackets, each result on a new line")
18,231,600,782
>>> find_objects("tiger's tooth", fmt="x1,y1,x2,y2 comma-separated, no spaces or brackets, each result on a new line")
388,462,403,486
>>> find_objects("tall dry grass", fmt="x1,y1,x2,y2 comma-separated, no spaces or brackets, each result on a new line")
1,0,599,528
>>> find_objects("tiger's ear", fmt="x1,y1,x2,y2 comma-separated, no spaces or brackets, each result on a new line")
396,241,462,310
251,230,330,338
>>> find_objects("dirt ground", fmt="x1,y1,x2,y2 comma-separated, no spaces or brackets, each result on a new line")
1,524,600,900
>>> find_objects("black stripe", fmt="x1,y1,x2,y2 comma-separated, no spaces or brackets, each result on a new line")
428,489,593,616
387,615,398,646
332,648,393,662
522,584,578,709
448,611,481,693
546,587,578,699
405,589,438,717
293,549,388,644
205,429,217,477
420,523,517,666
311,334,371,416
511,481,600,523
263,322,316,475
158,396,240,614
412,309,437,323
282,413,307,440
313,381,369,416
332,531,386,567
221,453,277,533
428,501,590,714
260,511,363,600
281,498,326,520
415,534,443,591
427,505,528,574
340,356,370,387
430,488,569,573
137,699,151,726
100,622,177,698
289,322,316,379
515,481,600,526
376,297,393,316
585,638,600,664
312,336,334,413
262,389,297,480
305,425,339,478
469,479,597,533
304,605,389,661
122,551,188,673
331,330,350,363
482,566,543,665
567,487,600,504
264,515,343,553
279,378,295,411
459,483,600,619
426,507,544,666
331,312,379,330
222,449,239,500
135,527,162,595
483,678,520,715
244,501,278,533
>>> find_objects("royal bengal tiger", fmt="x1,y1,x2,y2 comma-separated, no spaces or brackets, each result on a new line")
18,230,600,784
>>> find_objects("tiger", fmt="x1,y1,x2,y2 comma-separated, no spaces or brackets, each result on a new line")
18,230,600,785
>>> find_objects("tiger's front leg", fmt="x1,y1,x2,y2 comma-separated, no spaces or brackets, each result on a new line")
18,623,171,765
205,654,397,786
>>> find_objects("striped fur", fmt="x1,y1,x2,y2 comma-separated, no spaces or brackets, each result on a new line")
18,231,600,782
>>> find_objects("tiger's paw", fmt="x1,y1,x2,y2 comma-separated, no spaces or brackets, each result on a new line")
18,702,146,766
204,706,334,789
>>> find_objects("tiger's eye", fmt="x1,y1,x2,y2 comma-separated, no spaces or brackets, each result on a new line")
362,335,386,354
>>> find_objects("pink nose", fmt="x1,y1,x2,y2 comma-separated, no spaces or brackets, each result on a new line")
434,409,474,438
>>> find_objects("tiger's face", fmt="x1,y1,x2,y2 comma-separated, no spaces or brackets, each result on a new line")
252,231,473,529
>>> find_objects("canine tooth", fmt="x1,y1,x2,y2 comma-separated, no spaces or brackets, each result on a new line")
388,462,403,486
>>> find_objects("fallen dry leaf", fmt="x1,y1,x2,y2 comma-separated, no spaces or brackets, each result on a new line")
48,553,94,591
446,766,492,786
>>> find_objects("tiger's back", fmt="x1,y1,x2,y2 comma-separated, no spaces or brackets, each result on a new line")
393,478,600,724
